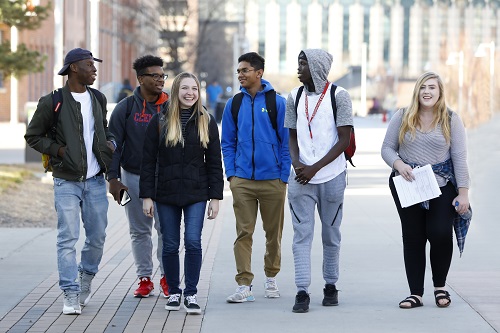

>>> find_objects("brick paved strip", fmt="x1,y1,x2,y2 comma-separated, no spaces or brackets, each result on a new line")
1,200,226,333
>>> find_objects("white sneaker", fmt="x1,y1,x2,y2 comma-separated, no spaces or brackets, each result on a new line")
79,271,94,306
226,285,255,303
264,277,280,298
62,291,81,315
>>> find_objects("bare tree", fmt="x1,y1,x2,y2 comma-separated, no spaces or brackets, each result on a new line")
100,0,160,55
158,0,237,90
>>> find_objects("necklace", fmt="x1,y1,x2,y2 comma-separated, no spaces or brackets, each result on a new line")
304,82,330,140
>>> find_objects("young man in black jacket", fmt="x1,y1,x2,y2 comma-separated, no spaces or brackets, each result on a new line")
25,48,115,315
108,55,169,298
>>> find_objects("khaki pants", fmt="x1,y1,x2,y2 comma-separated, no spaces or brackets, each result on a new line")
229,177,287,286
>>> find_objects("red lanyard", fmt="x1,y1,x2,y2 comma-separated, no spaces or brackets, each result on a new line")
304,82,330,139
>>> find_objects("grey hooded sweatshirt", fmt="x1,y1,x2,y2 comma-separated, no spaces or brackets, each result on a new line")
285,48,353,129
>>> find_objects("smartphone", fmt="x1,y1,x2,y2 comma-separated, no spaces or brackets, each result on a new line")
120,189,131,206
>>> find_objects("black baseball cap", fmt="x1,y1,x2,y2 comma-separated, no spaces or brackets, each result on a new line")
58,48,103,76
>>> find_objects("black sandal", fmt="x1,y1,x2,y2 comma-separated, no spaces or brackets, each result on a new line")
434,290,451,308
399,295,423,309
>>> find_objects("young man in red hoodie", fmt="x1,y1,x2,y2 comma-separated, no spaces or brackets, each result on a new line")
108,55,169,298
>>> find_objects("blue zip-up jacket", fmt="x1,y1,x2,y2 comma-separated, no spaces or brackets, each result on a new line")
221,79,291,183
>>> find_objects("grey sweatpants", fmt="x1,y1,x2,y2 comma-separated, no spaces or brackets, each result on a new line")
288,171,346,292
121,169,164,277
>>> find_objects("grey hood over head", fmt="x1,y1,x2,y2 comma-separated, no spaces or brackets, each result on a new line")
301,49,333,94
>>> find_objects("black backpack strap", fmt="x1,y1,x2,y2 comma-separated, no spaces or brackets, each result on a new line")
295,84,337,122
89,87,105,110
294,86,304,115
50,88,63,138
330,84,338,123
123,95,134,120
230,92,244,131
265,90,277,130
264,90,280,143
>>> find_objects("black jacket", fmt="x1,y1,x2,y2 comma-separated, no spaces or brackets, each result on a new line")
139,109,223,206
25,84,114,181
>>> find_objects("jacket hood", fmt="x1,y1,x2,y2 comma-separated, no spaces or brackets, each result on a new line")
132,86,169,114
301,49,333,93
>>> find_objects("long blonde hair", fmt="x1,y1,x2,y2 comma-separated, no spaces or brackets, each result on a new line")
165,72,210,148
398,71,451,144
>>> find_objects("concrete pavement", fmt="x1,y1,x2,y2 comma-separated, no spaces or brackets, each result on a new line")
0,115,498,332
201,115,499,333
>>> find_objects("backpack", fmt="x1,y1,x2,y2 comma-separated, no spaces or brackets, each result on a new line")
230,90,280,142
116,87,133,102
294,84,356,167
42,87,105,172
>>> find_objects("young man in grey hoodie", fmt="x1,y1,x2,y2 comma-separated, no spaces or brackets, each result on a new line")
284,49,353,313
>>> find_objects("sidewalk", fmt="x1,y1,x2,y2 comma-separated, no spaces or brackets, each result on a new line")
0,116,498,332
201,116,499,333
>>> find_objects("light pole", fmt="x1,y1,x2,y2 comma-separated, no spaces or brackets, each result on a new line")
475,41,495,118
89,0,100,88
446,51,464,115
9,0,39,124
53,0,64,90
10,25,19,125
361,42,367,116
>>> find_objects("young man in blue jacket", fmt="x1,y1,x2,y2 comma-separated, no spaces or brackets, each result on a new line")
221,52,291,303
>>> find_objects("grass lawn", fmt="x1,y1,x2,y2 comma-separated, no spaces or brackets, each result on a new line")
0,165,33,193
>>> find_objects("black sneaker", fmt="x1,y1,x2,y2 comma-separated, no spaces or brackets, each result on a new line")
322,284,339,306
184,294,201,314
292,291,310,313
165,293,181,311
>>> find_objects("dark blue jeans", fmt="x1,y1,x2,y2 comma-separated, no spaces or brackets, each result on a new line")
156,201,206,296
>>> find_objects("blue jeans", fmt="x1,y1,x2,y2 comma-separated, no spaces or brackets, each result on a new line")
156,201,206,296
53,175,108,292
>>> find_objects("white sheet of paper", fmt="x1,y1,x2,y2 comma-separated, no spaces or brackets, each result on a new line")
392,164,442,208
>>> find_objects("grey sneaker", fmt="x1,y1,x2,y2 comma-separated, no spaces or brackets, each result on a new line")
79,271,95,306
184,294,201,314
264,277,280,298
62,291,81,315
226,285,255,303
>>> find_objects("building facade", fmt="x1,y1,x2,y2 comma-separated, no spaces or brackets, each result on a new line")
0,0,160,123
234,0,499,118
242,0,498,80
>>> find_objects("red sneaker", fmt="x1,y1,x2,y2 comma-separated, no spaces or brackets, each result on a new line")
134,277,154,297
160,276,169,298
